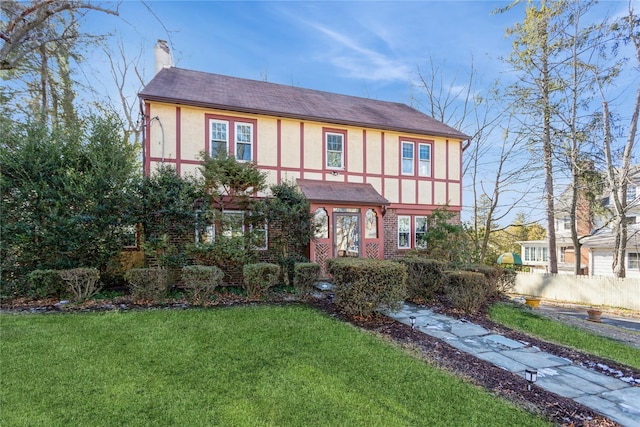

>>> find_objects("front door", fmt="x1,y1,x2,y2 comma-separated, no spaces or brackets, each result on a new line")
334,213,360,257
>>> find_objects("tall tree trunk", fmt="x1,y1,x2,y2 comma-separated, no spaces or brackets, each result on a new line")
540,17,558,274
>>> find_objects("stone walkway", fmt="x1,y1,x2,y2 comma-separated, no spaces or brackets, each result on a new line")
386,303,640,427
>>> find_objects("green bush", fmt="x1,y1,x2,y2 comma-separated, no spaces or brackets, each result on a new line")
443,271,487,314
25,270,65,300
326,258,407,318
59,268,101,301
181,265,224,305
187,237,258,285
124,268,168,300
460,265,516,299
293,262,321,299
397,257,447,301
243,263,280,299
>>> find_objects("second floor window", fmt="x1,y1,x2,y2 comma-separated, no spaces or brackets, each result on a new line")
418,143,431,177
326,133,343,169
402,142,414,175
210,120,228,156
235,123,253,162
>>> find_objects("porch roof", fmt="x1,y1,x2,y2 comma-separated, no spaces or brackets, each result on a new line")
296,179,389,206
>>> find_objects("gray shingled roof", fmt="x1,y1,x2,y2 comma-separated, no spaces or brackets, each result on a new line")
139,67,470,140
297,179,389,206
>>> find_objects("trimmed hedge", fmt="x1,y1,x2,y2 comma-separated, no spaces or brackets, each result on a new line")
181,265,224,305
293,262,321,299
326,258,407,318
460,265,516,299
397,257,447,301
26,269,65,300
124,268,168,300
243,263,280,299
59,268,101,301
443,271,487,314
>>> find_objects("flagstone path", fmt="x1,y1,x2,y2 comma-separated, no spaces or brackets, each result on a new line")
386,303,640,427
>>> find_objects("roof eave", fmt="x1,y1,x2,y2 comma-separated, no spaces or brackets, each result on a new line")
139,94,470,141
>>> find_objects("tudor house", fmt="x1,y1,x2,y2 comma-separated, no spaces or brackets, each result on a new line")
139,45,469,270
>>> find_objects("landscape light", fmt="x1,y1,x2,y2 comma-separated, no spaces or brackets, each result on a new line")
409,316,416,329
524,369,537,391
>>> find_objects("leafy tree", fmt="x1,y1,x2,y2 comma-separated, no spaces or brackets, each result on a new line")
0,113,138,290
500,0,570,273
418,208,471,266
137,165,201,270
257,180,315,284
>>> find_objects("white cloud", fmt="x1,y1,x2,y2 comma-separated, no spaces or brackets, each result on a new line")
303,21,413,82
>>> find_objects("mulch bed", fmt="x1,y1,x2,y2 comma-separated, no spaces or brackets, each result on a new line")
3,295,638,426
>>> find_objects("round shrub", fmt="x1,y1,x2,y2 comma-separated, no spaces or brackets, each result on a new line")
326,258,407,318
243,263,280,299
181,265,224,305
124,267,168,300
397,257,447,301
293,262,321,299
59,268,101,301
443,271,487,314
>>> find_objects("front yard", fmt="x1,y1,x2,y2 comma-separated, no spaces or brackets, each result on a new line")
0,305,550,426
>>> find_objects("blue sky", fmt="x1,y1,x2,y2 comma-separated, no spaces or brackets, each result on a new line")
80,0,636,225
88,0,523,104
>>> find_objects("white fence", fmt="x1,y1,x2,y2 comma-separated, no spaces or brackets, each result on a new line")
514,272,640,311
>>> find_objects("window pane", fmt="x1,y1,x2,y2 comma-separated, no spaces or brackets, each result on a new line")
236,143,251,161
402,142,414,174
235,123,252,161
419,144,431,176
326,133,343,168
365,209,377,238
398,216,410,248
211,121,228,156
314,208,329,239
629,253,639,270
415,216,427,248
222,212,244,237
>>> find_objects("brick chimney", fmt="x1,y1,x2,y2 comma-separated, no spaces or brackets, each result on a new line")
154,39,173,75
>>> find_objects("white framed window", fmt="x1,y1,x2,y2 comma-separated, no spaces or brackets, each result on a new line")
415,216,428,248
562,216,572,230
401,141,414,175
122,225,138,248
235,122,253,162
629,253,639,270
210,119,229,156
326,133,344,169
250,220,268,250
418,143,431,177
198,211,267,250
398,216,411,249
524,246,548,262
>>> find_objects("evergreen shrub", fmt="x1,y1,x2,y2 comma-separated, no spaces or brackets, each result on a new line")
397,257,447,300
326,258,407,318
243,263,280,299
124,268,168,300
293,262,321,299
181,265,224,305
443,271,487,314
25,270,66,300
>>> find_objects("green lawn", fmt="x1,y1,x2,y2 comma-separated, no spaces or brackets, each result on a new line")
1,305,550,427
489,303,640,370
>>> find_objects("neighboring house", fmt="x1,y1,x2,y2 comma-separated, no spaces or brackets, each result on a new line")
518,185,593,274
138,42,469,271
582,225,640,279
582,165,640,278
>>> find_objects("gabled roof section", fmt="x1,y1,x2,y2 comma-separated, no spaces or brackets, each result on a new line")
297,179,389,206
139,68,470,141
